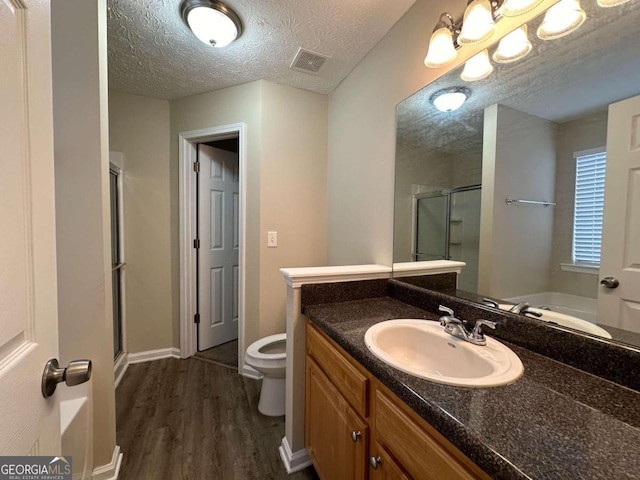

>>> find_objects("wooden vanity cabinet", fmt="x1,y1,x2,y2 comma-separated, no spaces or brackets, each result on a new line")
306,321,490,480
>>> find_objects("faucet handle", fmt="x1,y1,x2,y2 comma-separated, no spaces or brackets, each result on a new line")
438,305,454,316
471,319,497,340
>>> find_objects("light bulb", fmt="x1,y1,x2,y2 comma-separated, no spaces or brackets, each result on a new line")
461,50,494,82
537,0,586,41
501,0,544,16
458,0,496,46
492,25,532,63
424,27,458,68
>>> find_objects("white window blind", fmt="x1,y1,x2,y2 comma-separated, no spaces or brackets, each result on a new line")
572,150,606,264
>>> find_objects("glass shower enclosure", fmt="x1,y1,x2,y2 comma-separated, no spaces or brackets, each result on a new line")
414,185,481,292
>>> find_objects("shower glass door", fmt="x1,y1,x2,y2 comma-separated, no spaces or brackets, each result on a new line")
415,194,449,261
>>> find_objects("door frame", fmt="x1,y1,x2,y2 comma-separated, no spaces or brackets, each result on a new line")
179,124,246,371
109,156,127,362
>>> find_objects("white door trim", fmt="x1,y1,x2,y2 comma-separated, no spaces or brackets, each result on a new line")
179,124,246,373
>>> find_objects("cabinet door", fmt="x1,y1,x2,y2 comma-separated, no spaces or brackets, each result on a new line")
306,357,368,480
370,441,411,480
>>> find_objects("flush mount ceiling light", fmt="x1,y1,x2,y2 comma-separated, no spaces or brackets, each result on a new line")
537,0,586,40
180,0,242,48
424,14,459,68
458,0,497,46
461,49,494,82
500,0,544,16
429,87,472,112
492,25,532,63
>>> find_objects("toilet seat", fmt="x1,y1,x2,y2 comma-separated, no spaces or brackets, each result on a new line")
246,333,286,361
244,332,287,416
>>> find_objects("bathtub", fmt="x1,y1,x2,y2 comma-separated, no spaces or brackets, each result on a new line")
505,291,597,323
59,382,93,480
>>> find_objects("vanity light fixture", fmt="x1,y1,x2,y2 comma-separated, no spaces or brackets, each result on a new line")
597,0,630,6
180,0,242,48
429,87,472,112
458,0,497,46
537,0,586,40
500,0,544,16
424,14,460,68
461,49,494,82
492,25,532,63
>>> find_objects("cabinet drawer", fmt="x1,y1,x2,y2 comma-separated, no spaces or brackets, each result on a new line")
375,389,485,480
307,322,369,417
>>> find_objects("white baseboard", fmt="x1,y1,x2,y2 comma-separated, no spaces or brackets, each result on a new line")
113,353,128,389
92,445,122,480
279,437,312,474
127,347,181,364
241,364,264,380
114,348,181,389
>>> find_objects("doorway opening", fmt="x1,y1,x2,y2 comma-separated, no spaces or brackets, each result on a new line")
179,123,248,374
195,138,240,370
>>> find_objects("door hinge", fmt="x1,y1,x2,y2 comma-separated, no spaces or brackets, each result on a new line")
193,161,200,172
193,239,200,249
194,313,200,324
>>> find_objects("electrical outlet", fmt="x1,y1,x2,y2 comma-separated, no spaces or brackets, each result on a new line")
267,231,278,247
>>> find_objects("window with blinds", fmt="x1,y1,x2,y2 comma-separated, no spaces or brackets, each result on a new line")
572,149,606,265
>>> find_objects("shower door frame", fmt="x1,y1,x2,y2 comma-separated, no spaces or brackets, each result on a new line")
412,184,481,262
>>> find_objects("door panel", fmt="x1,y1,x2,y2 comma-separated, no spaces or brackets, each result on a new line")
198,144,239,350
598,94,640,333
0,0,60,454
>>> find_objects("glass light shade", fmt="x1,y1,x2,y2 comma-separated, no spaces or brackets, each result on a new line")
597,0,630,6
461,50,494,82
458,0,497,46
186,6,239,48
537,0,586,40
500,0,544,16
424,27,458,68
430,89,471,112
492,25,532,63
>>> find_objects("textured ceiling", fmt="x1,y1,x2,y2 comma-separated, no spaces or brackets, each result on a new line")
107,0,416,100
397,2,640,157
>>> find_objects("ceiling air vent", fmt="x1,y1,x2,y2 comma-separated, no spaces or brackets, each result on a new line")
290,47,330,75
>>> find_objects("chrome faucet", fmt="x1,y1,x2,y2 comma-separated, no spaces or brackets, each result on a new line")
438,306,497,346
508,302,542,317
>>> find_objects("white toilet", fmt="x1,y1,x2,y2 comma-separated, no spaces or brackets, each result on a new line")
244,333,287,416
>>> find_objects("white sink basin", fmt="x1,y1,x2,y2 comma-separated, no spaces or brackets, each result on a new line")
364,320,523,388
498,305,612,339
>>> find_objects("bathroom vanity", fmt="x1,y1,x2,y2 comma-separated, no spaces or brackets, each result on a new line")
301,279,640,480
306,320,490,479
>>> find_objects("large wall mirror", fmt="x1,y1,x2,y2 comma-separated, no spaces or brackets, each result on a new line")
393,2,640,349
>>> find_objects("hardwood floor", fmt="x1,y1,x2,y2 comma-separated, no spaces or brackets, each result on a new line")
116,357,319,480
196,340,238,369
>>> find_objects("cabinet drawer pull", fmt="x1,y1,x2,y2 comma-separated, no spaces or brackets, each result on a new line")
351,430,361,442
370,456,382,469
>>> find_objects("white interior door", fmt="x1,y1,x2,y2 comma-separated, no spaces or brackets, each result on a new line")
0,0,61,454
198,144,240,350
598,94,640,333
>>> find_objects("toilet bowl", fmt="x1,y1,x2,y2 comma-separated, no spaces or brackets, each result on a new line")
244,333,286,416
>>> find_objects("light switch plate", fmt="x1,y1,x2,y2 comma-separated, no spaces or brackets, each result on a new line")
267,231,278,247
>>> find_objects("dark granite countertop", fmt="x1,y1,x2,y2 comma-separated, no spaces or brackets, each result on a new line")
304,297,640,480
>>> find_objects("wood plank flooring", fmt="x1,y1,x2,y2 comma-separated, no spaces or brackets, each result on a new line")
196,340,238,369
116,357,319,480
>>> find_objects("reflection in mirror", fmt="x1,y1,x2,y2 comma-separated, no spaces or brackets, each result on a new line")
393,3,640,349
